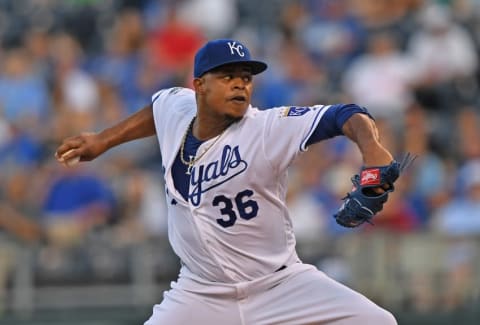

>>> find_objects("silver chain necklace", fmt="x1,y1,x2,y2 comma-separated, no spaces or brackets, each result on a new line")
179,117,227,175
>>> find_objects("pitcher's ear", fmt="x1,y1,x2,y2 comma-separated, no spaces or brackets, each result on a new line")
193,77,205,93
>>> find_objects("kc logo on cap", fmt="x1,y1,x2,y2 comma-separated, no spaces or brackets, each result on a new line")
193,39,267,78
227,41,245,57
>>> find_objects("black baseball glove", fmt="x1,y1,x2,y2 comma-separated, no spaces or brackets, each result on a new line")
333,153,416,228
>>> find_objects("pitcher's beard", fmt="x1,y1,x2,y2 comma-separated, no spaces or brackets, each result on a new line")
224,114,243,125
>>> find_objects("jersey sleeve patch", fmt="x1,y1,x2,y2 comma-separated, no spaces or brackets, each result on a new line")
282,106,311,117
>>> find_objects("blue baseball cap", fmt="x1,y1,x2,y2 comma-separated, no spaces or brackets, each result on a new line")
194,39,267,78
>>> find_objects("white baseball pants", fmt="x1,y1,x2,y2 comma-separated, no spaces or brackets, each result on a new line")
144,263,396,325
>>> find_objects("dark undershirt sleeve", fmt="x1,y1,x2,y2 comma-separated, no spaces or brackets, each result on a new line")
305,104,373,147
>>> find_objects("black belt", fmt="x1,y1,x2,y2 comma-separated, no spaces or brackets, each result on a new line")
275,265,287,272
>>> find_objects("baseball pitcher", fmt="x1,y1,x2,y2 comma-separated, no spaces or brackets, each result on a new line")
56,39,409,324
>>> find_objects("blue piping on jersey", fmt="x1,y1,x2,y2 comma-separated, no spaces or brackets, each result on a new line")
299,105,330,151
152,92,162,104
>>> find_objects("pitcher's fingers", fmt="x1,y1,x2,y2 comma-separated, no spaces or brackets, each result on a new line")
55,137,84,159
371,187,385,195
372,182,392,194
56,145,74,161
60,148,81,162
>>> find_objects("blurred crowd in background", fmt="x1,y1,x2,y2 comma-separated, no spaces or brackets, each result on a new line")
1,0,480,319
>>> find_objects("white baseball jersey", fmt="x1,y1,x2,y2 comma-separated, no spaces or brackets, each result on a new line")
152,87,331,283
146,87,397,325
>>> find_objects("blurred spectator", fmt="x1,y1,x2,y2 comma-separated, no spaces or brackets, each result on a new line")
41,166,116,248
147,3,204,84
455,108,480,162
349,0,422,45
0,169,42,243
51,34,99,115
412,3,478,83
454,0,480,56
236,0,286,30
342,31,416,121
0,46,49,167
177,0,238,39
23,28,54,84
92,8,155,115
0,47,50,130
431,159,480,235
430,160,480,309
110,170,168,245
298,0,367,87
254,38,328,108
50,32,99,136
403,105,452,225
0,124,44,172
0,167,43,312
408,3,479,110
